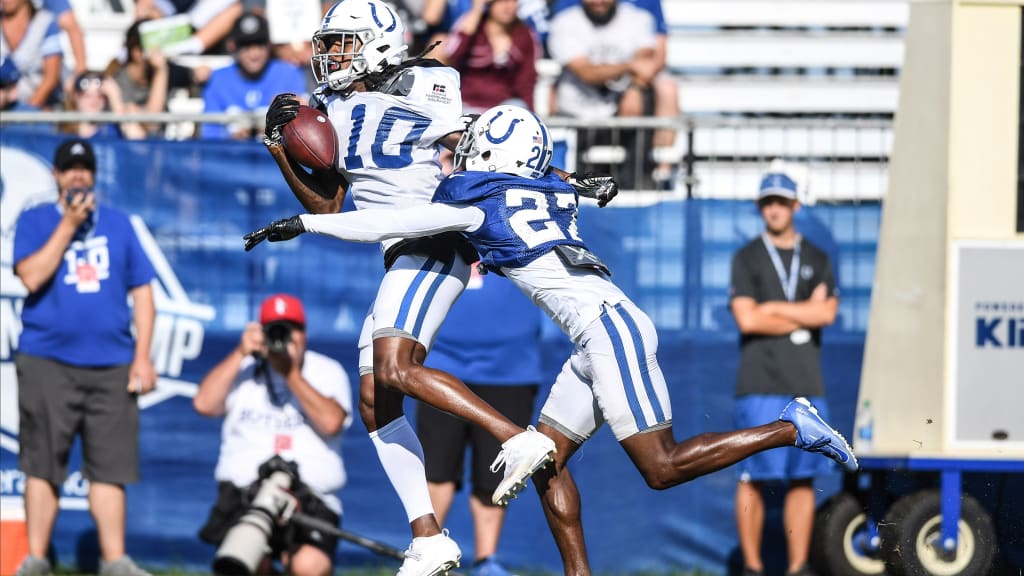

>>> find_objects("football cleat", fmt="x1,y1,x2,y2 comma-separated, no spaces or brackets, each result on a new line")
397,530,461,576
780,397,859,472
490,426,557,506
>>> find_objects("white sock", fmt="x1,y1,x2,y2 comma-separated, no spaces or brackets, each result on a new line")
369,416,435,523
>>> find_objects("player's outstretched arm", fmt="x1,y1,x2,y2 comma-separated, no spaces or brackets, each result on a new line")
244,215,307,251
243,204,484,251
303,203,485,243
264,93,348,214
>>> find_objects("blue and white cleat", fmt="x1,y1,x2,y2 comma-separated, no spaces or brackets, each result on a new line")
490,426,557,506
780,397,859,472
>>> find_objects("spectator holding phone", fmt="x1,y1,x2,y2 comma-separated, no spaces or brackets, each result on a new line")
13,138,157,576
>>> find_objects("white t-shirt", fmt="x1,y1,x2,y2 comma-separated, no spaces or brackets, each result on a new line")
214,349,353,514
547,3,657,119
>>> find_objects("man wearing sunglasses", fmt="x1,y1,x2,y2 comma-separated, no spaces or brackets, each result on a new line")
728,166,840,576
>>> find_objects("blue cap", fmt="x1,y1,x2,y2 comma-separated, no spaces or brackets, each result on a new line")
0,58,20,88
758,172,798,200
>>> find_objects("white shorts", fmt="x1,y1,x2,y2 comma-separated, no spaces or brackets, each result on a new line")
360,253,470,374
539,300,673,442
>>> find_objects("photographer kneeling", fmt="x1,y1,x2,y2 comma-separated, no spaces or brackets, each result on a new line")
194,294,353,576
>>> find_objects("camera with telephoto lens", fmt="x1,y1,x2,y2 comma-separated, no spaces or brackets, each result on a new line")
213,456,300,576
263,322,292,355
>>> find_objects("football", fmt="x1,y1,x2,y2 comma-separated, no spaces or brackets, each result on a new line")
282,106,338,171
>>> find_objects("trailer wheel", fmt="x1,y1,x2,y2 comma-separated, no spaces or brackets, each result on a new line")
810,492,887,576
880,490,996,576
878,491,922,576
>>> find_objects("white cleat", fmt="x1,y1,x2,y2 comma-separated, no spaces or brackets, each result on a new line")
396,529,461,576
490,425,557,506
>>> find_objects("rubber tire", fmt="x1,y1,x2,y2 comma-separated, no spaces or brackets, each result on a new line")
880,489,996,576
878,492,922,576
811,492,888,576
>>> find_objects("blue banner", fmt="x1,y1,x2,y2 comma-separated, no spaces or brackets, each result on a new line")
5,129,1012,574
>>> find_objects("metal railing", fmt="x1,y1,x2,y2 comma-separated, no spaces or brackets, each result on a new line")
1,111,891,202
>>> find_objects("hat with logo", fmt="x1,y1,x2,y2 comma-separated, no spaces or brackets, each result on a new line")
758,172,798,201
260,294,306,327
0,57,20,88
231,12,270,46
53,138,97,172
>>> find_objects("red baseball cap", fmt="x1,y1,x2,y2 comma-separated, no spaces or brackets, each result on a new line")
259,294,306,327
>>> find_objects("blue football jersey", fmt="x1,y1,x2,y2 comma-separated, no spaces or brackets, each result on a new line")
433,171,586,270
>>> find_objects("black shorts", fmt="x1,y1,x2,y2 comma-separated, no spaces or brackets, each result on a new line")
16,353,139,486
417,384,538,503
198,480,341,559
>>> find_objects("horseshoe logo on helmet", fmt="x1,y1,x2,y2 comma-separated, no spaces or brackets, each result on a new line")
484,111,521,144
370,1,397,32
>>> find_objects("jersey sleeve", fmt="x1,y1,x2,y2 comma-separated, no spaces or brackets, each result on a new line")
729,247,758,301
432,172,491,204
12,208,47,267
307,353,354,431
405,66,465,141
818,250,838,298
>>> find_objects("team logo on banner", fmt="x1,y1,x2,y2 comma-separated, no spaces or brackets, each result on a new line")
0,146,216,511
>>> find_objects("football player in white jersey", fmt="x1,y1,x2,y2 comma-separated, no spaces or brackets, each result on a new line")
258,3,616,574
247,105,859,573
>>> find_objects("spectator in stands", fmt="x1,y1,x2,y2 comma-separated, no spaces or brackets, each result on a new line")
104,19,205,139
13,138,157,576
0,55,34,110
134,0,242,56
194,294,352,576
728,169,839,576
547,0,679,187
439,0,538,113
200,11,306,139
60,70,150,140
1,0,63,108
37,0,87,75
419,268,543,576
550,0,678,181
237,0,336,93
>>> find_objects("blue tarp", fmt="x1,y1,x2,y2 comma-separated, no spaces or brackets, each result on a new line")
0,130,1017,573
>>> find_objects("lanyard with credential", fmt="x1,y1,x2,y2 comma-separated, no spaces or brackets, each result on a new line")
761,233,802,302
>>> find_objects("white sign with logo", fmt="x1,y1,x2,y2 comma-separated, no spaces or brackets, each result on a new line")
948,240,1024,452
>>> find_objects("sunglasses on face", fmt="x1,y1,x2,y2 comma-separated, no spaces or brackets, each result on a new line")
76,75,103,92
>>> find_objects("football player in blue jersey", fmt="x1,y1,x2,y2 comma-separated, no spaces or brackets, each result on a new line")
249,104,857,573
259,3,616,573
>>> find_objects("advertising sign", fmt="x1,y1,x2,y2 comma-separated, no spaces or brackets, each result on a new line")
949,240,1024,450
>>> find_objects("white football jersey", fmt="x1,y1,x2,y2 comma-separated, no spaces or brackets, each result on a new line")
320,66,464,250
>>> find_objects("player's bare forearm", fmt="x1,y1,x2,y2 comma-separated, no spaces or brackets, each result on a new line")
760,298,838,328
268,145,346,214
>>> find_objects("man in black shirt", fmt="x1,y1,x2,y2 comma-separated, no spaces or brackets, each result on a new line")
729,169,840,576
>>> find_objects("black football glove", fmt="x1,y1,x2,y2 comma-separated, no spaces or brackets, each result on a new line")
263,93,300,147
243,215,306,251
568,172,619,207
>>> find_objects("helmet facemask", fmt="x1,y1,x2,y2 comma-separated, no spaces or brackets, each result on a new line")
311,0,408,92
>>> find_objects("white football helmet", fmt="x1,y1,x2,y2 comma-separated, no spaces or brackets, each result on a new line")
455,105,553,179
312,0,408,91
